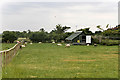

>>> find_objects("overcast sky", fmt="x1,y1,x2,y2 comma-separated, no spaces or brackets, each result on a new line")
1,1,118,33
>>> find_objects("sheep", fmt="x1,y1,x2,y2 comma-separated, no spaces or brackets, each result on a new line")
30,43,33,44
87,44,89,46
21,45,25,47
57,43,62,46
25,42,27,44
52,41,55,44
94,44,97,47
65,44,70,48
39,42,42,44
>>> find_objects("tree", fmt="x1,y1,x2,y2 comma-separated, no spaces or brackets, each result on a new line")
39,28,45,32
95,31,102,35
50,24,71,42
53,24,71,34
77,28,93,35
96,24,110,31
29,31,47,42
2,31,18,43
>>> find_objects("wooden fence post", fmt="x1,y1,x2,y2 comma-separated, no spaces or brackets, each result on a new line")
1,41,23,66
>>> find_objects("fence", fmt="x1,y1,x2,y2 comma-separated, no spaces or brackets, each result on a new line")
0,42,23,66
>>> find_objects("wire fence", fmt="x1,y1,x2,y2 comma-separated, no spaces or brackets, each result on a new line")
0,41,23,66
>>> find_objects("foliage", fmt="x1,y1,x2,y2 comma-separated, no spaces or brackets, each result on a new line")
94,31,102,35
101,40,119,46
77,28,93,35
51,24,71,34
49,24,71,42
2,31,18,43
1,24,119,44
1,24,72,43
29,31,47,43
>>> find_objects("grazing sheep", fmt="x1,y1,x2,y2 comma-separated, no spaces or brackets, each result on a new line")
25,42,27,44
21,45,25,47
87,44,89,46
94,44,97,47
52,41,55,44
30,43,33,44
57,43,62,46
39,42,42,44
65,44,70,48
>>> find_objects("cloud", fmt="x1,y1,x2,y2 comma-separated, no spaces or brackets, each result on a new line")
1,2,118,33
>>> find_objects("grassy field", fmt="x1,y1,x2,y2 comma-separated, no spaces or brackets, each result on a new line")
2,43,118,78
0,43,16,79
0,43,16,51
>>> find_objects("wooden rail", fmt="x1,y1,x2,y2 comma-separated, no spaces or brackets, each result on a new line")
0,42,23,66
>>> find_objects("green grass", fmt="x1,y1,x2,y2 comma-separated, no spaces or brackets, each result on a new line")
0,43,16,51
2,43,118,78
0,43,16,79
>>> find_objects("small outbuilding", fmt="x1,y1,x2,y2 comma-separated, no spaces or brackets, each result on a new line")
65,31,91,45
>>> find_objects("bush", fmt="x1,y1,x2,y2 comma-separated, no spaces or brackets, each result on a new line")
92,38,99,44
92,37,119,46
101,40,118,46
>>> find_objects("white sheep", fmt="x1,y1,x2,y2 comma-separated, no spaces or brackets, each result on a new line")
65,44,70,48
21,45,25,47
25,42,27,44
57,43,62,46
52,41,55,44
30,43,33,44
94,44,97,47
39,42,42,44
87,44,89,46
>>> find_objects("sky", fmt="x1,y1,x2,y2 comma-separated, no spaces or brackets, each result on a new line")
0,0,119,33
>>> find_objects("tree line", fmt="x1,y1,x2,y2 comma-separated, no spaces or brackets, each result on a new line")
1,24,119,43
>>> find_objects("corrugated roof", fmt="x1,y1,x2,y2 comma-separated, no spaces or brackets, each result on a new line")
66,31,82,40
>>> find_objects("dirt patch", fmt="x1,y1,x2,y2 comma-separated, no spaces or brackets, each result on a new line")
63,59,96,62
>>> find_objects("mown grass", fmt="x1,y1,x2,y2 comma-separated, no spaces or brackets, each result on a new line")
2,43,118,78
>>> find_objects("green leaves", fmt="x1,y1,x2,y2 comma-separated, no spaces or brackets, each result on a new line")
2,31,18,43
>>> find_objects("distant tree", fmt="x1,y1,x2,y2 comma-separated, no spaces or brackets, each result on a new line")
2,31,18,43
96,24,109,31
95,31,102,35
96,25,104,31
39,28,45,32
27,30,31,34
29,31,47,42
50,24,71,42
27,29,32,38
77,28,93,35
53,24,71,34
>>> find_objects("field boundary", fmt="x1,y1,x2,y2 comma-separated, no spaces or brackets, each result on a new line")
0,42,23,66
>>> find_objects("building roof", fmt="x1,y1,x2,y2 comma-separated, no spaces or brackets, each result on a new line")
66,31,82,40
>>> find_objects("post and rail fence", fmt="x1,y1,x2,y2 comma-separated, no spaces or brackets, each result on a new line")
0,41,24,67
